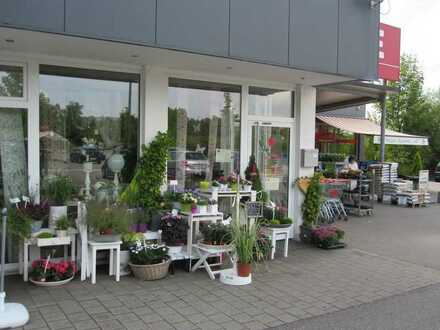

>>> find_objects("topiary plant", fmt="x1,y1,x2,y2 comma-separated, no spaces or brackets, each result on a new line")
120,131,172,210
301,173,323,228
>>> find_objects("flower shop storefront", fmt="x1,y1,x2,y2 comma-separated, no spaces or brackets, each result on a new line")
0,47,320,277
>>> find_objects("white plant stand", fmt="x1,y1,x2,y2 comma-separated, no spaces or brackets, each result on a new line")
21,230,77,282
87,240,121,284
180,211,224,270
261,226,291,260
191,244,234,280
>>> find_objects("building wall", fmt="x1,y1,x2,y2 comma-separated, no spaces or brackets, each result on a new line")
0,0,379,80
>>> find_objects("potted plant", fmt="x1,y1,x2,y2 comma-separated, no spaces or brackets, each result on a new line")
300,173,323,242
12,199,50,233
159,213,188,253
41,176,75,226
55,216,70,237
120,232,144,275
263,217,293,228
86,201,129,242
197,199,208,214
228,174,238,191
217,176,228,191
241,178,252,192
211,180,220,192
200,223,232,248
129,242,170,281
199,180,210,190
207,199,218,214
7,208,32,241
30,258,76,286
180,192,197,213
231,219,261,277
311,226,345,249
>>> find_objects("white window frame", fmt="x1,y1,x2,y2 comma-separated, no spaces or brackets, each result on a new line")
0,60,28,106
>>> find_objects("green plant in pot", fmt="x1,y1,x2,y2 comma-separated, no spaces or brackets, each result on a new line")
197,199,208,214
159,213,187,253
231,219,261,277
120,232,144,275
7,208,32,241
41,176,75,228
200,223,232,246
300,173,323,242
86,201,129,242
55,216,70,237
179,192,197,213
129,242,170,281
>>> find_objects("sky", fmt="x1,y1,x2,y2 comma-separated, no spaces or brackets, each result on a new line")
381,0,440,91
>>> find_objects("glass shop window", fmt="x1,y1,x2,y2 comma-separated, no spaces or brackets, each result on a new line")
248,86,293,118
39,65,139,199
168,78,241,190
0,64,24,98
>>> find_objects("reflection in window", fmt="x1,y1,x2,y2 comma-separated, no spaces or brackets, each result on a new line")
0,108,27,263
39,66,139,198
0,64,24,98
168,78,241,190
249,87,293,118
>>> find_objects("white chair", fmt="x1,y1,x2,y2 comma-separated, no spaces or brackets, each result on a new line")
261,226,291,260
87,240,121,284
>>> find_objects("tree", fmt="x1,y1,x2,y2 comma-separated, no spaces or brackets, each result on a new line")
0,71,23,97
64,102,84,146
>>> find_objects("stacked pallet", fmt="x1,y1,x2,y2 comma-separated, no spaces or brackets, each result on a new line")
395,191,431,207
369,163,399,198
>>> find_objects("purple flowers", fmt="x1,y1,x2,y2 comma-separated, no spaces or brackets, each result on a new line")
311,226,344,248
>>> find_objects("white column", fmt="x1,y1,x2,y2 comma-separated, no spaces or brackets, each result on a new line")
27,61,40,201
293,85,317,237
240,85,249,175
141,66,169,145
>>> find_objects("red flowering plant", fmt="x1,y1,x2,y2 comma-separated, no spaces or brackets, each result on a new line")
227,173,238,184
30,259,76,282
311,226,345,248
217,176,228,185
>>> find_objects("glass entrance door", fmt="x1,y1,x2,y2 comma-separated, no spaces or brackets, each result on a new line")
249,122,291,218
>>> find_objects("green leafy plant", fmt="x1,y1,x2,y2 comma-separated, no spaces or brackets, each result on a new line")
280,217,293,225
197,199,208,206
37,232,54,239
120,132,172,210
121,232,144,251
41,176,75,206
7,208,32,240
301,173,323,228
231,219,261,265
86,201,130,235
55,216,70,230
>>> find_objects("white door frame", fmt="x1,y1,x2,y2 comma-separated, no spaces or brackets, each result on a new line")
246,117,296,229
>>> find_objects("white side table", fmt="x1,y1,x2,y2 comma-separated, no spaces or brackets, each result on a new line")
87,240,121,284
261,226,292,260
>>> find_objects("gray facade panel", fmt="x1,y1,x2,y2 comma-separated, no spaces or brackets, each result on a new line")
338,0,379,79
230,0,290,65
65,0,155,44
157,0,229,56
0,0,64,32
290,0,338,73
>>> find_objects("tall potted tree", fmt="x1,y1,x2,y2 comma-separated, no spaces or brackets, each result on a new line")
300,173,323,242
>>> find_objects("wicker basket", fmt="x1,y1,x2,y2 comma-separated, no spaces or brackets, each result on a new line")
129,258,171,281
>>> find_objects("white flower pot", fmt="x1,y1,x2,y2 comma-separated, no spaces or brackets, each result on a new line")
49,206,67,229
120,250,130,276
243,185,252,192
219,184,228,191
56,230,67,237
208,204,218,214
167,245,183,254
197,205,208,214
211,186,219,192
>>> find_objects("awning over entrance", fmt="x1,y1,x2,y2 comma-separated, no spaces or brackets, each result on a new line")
316,115,429,146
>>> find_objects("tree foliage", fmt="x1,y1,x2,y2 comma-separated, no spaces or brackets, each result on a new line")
372,54,440,172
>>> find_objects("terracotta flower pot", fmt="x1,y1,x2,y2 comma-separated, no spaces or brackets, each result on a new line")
237,262,252,277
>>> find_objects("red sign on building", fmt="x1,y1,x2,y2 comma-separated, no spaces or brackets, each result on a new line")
378,23,401,81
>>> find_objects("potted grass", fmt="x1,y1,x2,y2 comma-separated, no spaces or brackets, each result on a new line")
200,223,232,249
41,176,75,227
231,219,260,277
86,201,129,242
55,216,70,237
129,242,170,281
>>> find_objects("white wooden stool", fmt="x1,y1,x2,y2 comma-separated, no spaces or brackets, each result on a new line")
87,240,121,284
261,226,291,260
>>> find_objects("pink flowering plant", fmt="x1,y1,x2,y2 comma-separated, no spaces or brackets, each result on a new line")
30,259,76,282
311,226,345,248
